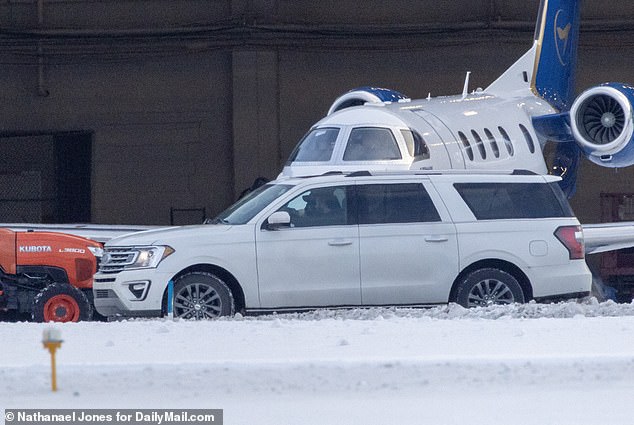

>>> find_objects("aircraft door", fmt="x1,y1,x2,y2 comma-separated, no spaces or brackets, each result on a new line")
409,110,466,169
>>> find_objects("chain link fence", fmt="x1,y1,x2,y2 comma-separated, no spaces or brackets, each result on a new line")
0,172,53,223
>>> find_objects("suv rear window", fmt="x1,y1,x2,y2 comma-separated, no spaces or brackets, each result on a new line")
454,182,574,219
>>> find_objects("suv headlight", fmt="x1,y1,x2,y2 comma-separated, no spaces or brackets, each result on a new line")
130,246,175,269
87,246,104,258
100,245,175,272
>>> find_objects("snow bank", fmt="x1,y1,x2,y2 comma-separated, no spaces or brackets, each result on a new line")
2,300,634,425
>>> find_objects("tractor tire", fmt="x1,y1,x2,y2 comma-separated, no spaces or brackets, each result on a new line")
32,282,93,322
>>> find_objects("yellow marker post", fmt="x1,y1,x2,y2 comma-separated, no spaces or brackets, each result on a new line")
42,328,63,392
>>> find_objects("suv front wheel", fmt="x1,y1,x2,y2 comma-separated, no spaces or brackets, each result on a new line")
454,268,525,308
171,272,235,319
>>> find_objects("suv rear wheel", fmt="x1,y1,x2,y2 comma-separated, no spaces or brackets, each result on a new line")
172,272,235,319
455,268,525,308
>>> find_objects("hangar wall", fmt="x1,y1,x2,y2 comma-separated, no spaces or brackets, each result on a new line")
0,0,633,224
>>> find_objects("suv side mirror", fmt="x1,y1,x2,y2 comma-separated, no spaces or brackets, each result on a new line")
265,211,291,230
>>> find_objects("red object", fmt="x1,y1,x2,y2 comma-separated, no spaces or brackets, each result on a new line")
554,225,585,260
43,294,81,322
0,228,102,321
598,193,634,301
600,193,634,279
0,228,101,288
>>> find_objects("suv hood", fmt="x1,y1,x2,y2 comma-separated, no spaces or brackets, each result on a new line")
106,224,232,246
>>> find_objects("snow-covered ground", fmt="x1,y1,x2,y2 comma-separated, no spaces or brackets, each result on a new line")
2,300,634,425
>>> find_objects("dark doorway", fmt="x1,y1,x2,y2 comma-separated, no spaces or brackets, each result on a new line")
0,131,92,223
54,132,92,223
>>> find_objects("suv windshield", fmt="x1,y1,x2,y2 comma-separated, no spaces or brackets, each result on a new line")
210,184,293,225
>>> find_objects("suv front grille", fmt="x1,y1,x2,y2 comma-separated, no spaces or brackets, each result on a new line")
95,289,115,299
99,248,138,274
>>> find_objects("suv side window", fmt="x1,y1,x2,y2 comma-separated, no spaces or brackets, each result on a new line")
357,183,440,224
278,186,349,227
454,182,574,220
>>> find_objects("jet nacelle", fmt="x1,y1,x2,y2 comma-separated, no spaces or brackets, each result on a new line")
569,83,634,167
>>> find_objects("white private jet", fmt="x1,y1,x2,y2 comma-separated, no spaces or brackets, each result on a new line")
282,0,633,203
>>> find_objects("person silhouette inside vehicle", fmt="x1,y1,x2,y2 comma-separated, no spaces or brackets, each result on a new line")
301,189,344,226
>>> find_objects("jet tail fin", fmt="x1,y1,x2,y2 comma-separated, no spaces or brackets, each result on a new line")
487,0,581,111
533,0,581,111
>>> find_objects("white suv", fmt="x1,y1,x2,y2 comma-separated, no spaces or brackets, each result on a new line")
93,171,591,319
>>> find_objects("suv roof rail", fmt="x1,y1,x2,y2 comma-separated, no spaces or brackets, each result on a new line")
296,171,344,179
346,171,372,177
295,169,538,179
343,169,519,177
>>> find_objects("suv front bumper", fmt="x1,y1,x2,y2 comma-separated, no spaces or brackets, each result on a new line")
93,269,173,317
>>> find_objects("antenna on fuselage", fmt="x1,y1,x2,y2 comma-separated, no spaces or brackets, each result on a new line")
461,71,471,100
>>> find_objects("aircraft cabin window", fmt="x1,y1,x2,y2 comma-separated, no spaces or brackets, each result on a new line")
288,127,339,162
484,128,500,158
498,126,514,156
458,131,474,161
471,130,487,160
519,124,536,154
400,129,430,160
343,127,402,161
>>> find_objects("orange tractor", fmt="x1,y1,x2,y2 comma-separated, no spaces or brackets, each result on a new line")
0,228,102,322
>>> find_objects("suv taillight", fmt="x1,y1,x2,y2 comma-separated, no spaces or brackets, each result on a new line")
554,225,585,260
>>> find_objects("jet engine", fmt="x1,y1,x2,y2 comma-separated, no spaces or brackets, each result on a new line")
570,83,634,167
327,87,409,115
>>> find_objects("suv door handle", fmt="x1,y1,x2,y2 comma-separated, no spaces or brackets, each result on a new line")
328,239,353,246
425,236,449,243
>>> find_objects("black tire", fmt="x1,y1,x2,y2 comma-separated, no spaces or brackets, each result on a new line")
171,272,235,319
32,282,93,322
454,268,525,308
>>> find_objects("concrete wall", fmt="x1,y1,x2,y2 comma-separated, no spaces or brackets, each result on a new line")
0,0,633,224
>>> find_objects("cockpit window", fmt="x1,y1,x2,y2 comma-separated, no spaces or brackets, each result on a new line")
343,127,402,161
288,127,339,162
400,129,430,160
